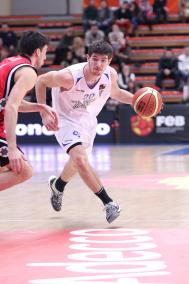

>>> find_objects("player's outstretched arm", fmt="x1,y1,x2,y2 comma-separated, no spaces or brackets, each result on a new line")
35,69,73,130
35,69,74,104
110,67,134,105
19,99,52,113
19,100,59,131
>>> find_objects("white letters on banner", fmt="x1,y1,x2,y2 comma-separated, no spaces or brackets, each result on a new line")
16,123,110,137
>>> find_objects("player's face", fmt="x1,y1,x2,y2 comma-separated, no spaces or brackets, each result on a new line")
35,45,48,68
87,53,111,76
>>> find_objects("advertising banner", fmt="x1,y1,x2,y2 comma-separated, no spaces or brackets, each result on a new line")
17,104,189,144
17,109,116,144
119,104,189,143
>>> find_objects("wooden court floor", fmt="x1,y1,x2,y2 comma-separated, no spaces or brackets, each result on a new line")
1,144,189,283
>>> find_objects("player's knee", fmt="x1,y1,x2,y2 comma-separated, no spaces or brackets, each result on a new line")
72,153,88,170
24,165,33,180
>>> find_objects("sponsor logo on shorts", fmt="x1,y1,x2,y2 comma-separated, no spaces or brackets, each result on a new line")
62,142,71,147
73,131,80,138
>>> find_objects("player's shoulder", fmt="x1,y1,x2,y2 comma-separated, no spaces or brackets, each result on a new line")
15,65,37,80
109,65,117,74
109,65,118,80
57,67,74,83
53,67,74,88
59,62,86,79
66,62,87,72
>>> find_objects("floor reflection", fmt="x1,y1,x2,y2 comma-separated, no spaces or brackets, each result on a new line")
21,144,189,177
21,144,113,175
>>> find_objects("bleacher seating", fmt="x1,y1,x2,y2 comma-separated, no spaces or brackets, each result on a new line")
0,12,187,103
128,15,186,103
136,23,189,36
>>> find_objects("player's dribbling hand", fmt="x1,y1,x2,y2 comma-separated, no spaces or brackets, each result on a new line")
40,105,59,131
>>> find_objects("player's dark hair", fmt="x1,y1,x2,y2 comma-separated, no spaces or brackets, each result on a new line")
19,31,49,56
88,40,113,59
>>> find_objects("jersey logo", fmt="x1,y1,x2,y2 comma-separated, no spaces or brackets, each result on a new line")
76,89,85,93
99,84,106,96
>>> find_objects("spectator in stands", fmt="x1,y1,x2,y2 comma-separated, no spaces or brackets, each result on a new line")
138,0,153,30
97,0,113,35
72,36,86,62
53,26,74,65
118,63,135,90
0,38,3,59
178,45,189,102
111,36,131,68
114,1,133,35
178,46,189,84
126,78,139,93
155,48,180,90
180,0,189,20
153,0,168,23
0,46,11,61
61,50,79,67
130,1,140,34
83,0,98,32
85,24,105,48
108,23,125,51
119,0,134,3
108,62,138,111
0,24,17,49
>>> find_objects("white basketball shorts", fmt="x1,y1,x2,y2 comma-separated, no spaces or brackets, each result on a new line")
55,120,97,154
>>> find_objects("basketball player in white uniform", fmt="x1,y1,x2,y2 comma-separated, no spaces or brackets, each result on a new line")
36,41,134,223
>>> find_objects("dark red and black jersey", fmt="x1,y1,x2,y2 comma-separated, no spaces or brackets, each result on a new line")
0,55,35,138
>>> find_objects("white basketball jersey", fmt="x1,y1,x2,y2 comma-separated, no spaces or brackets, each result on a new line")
51,62,111,128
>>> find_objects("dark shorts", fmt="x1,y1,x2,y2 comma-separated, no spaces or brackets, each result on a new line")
0,137,23,167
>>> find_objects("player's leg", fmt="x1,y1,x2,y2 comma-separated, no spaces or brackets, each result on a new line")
0,139,33,191
48,158,78,211
48,124,82,211
68,145,120,223
49,124,120,222
0,161,33,191
69,145,103,192
59,158,78,182
50,158,77,190
49,143,120,222
50,145,103,200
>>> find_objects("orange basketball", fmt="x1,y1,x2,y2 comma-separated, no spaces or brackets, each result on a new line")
132,87,163,118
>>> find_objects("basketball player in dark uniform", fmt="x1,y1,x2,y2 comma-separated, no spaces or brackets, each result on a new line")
0,31,58,191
